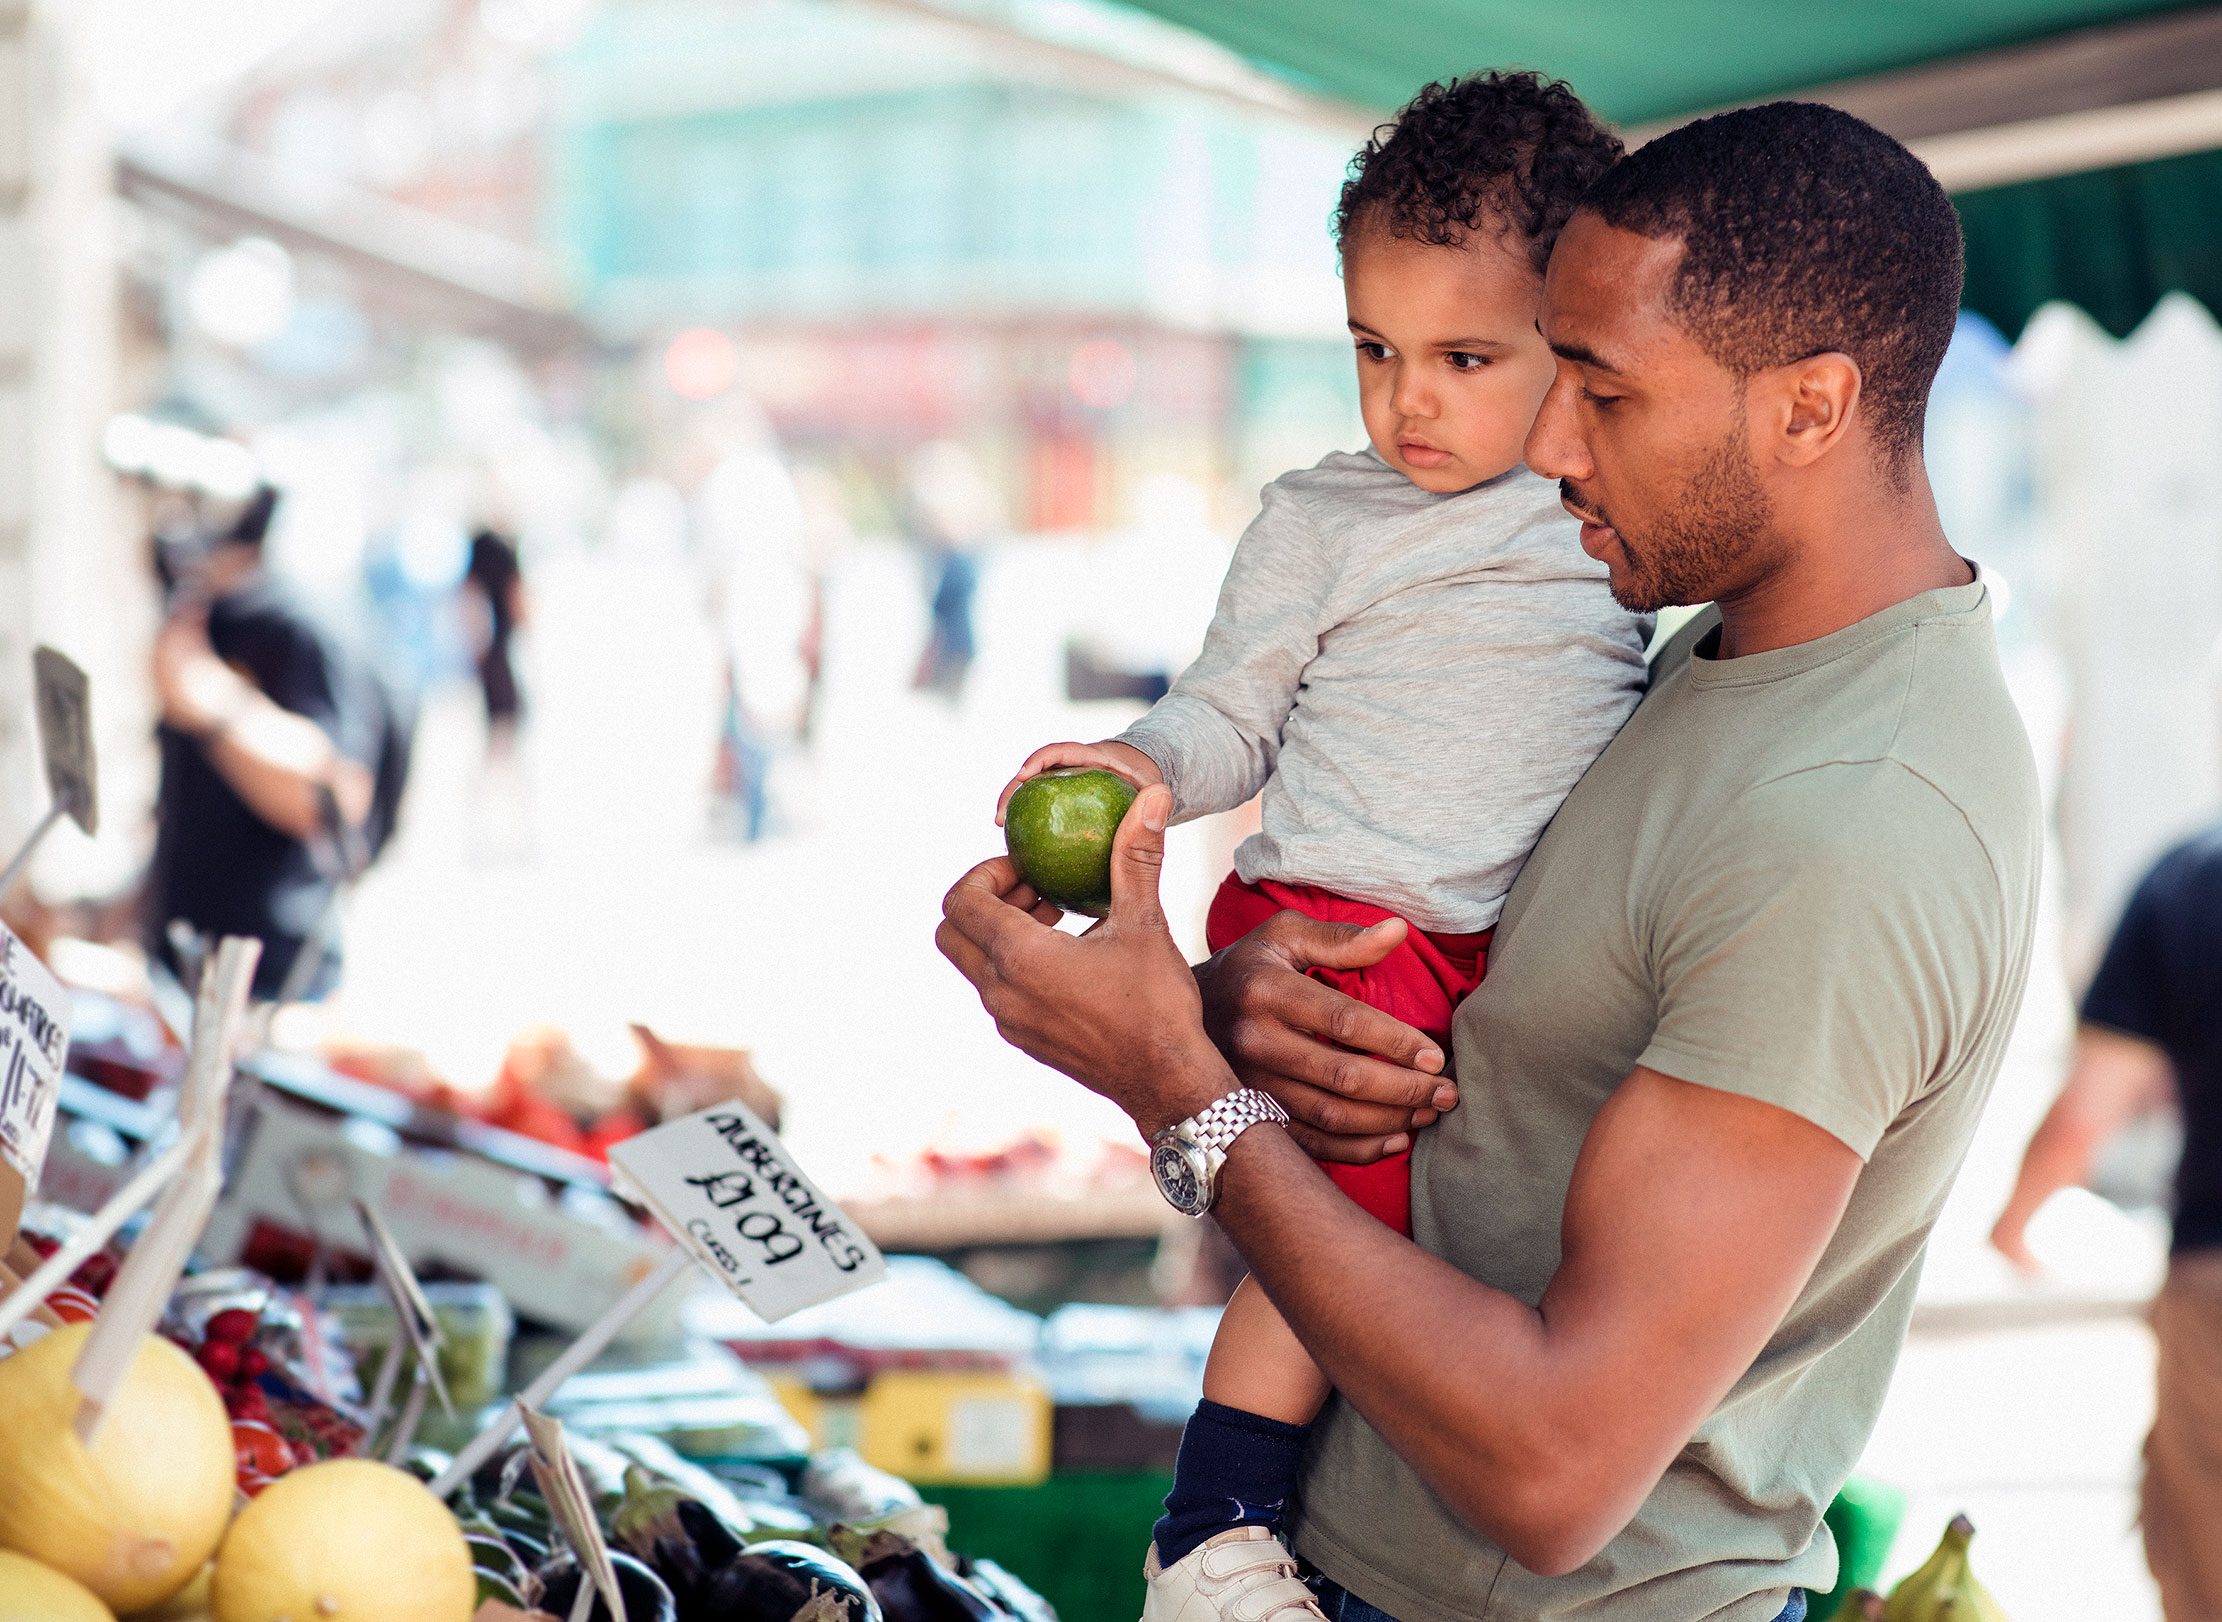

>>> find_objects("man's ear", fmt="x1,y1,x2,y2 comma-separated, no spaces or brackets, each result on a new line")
1763,352,1862,468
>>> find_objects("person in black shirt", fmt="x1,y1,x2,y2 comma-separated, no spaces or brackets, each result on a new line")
463,526,526,750
1993,823,2222,1621
147,487,383,1001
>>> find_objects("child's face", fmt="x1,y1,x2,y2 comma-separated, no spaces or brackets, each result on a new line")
1343,225,1556,494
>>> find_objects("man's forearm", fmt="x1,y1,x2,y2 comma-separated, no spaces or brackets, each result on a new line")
1209,1123,1573,1565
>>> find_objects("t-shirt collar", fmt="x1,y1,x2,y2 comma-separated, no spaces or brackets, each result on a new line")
1685,561,1989,689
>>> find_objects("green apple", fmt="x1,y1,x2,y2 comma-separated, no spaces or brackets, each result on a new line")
1003,768,1139,917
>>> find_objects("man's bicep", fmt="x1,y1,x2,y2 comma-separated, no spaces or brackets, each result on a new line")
1541,1067,1861,1516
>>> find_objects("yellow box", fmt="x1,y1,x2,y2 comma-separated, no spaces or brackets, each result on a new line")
857,1370,1053,1486
766,1376,860,1452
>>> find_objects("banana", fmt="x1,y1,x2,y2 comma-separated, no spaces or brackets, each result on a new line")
1882,1515,2010,1622
1824,1589,1884,1621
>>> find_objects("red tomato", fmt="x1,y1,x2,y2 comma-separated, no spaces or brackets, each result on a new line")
45,1284,100,1325
232,1417,295,1495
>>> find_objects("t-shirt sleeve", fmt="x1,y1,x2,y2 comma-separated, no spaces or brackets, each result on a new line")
1636,761,2001,1159
1116,480,1332,821
2080,856,2176,1046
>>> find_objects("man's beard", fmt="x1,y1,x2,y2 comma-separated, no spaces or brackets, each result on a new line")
1567,433,1775,613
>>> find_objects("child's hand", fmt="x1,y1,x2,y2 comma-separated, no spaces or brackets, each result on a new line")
995,740,1164,825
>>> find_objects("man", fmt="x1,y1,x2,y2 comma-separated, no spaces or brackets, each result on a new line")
1992,824,2222,1622
148,484,386,1000
939,101,2040,1621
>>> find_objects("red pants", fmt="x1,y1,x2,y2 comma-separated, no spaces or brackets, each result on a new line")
1205,873,1490,1236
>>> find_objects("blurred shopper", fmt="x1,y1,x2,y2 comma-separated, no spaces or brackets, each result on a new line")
698,432,814,841
904,440,997,700
460,523,533,860
1994,823,2222,1622
463,525,528,753
147,485,398,1000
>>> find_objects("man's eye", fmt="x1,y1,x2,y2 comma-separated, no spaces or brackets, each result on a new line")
1355,342,1392,362
1581,387,1623,408
1447,352,1491,371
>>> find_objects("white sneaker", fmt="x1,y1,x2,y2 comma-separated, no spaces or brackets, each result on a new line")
1141,1527,1329,1622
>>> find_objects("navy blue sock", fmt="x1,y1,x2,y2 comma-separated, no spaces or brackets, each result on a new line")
1152,1399,1313,1568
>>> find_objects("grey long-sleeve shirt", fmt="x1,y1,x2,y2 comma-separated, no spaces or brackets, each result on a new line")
1119,450,1651,934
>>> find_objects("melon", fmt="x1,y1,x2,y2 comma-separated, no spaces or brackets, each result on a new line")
211,1459,474,1622
0,1323,234,1612
0,1549,116,1622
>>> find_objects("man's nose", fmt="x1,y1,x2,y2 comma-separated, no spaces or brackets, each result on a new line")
1525,373,1588,481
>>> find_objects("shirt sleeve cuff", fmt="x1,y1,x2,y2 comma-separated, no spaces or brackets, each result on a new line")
1636,1040,1889,1162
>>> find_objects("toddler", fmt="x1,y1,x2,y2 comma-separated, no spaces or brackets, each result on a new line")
998,73,1647,1622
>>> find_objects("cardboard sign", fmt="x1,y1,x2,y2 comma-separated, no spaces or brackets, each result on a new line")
521,1406,627,1622
33,646,96,836
0,919,70,1243
607,1102,886,1322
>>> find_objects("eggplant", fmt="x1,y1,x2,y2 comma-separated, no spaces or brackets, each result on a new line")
538,1548,681,1622
609,1467,749,1613
802,1450,923,1523
459,1510,538,1612
696,1539,884,1622
613,1435,815,1542
957,1559,1059,1622
847,1531,999,1622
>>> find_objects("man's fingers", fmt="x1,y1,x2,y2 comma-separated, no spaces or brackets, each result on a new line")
1263,911,1411,973
1249,970,1445,1078
1107,784,1172,932
1262,1075,1432,1141
944,854,1025,914
1282,1119,1411,1166
934,917,993,986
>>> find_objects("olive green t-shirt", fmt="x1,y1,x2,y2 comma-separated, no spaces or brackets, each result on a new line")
1293,577,2041,1622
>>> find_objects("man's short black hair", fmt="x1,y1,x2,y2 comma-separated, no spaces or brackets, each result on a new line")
1335,71,1624,275
1578,101,1963,463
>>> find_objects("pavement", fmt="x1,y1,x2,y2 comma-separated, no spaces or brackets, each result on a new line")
323,537,2171,1621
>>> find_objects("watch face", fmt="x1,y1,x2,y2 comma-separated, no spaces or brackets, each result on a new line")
1151,1137,1210,1217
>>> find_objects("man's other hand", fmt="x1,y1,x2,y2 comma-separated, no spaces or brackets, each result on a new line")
1197,912,1454,1163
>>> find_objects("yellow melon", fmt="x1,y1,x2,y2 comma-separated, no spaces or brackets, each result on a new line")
211,1459,474,1622
0,1548,118,1621
0,1324,234,1612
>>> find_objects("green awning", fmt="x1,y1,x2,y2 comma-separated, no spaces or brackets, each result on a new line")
1103,0,2206,127
1106,0,2222,336
1959,144,2222,336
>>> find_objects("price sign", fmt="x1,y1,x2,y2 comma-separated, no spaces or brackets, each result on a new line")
0,919,70,1244
33,646,96,836
606,1102,885,1322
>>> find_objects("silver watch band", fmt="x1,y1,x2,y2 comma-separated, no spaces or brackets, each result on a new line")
1187,1087,1290,1156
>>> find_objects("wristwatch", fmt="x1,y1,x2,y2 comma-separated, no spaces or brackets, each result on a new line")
1149,1088,1290,1217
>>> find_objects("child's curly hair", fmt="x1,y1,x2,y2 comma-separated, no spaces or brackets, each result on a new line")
1335,71,1623,275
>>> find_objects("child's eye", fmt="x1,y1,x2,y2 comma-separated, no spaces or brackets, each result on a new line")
1355,342,1393,363
1447,351,1491,371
